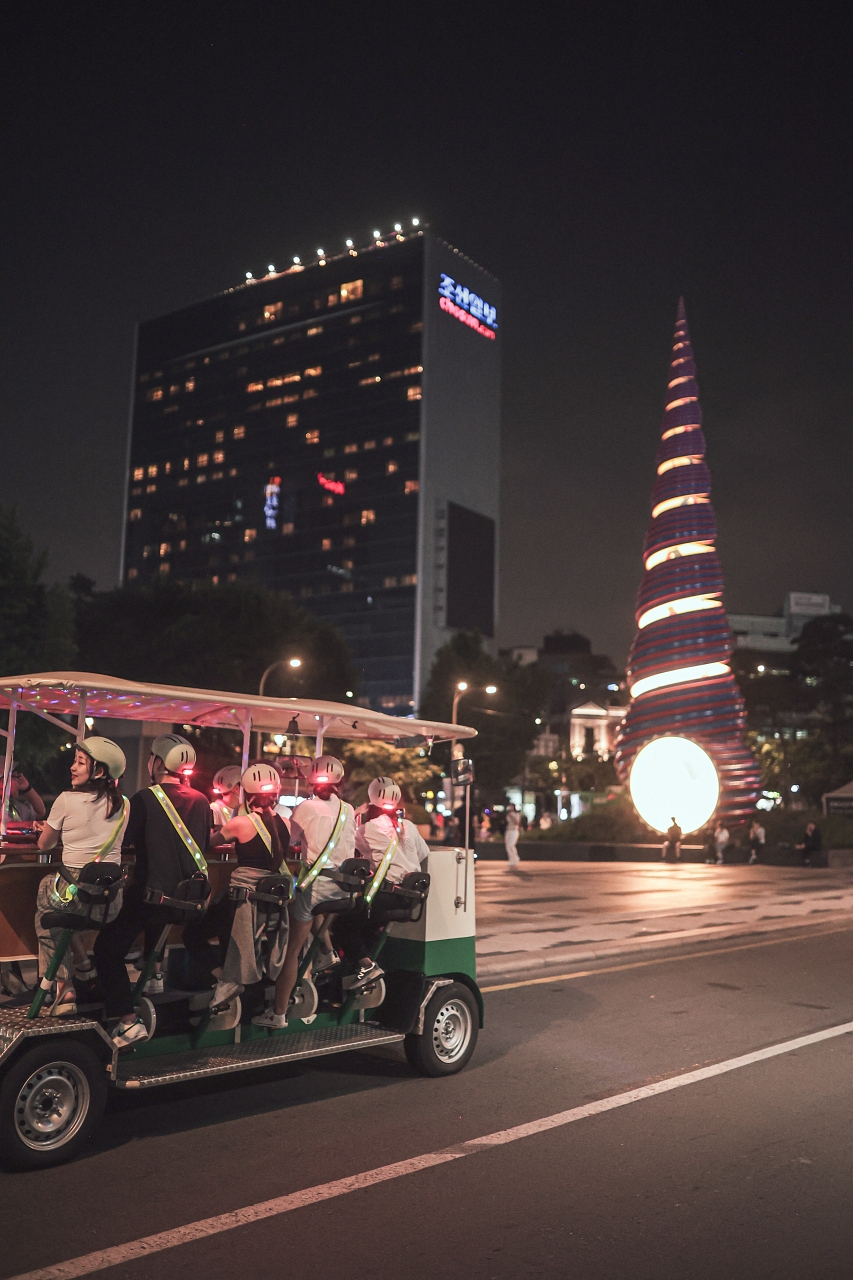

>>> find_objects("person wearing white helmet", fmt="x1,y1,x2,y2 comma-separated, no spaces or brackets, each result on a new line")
33,736,130,1015
211,765,243,828
333,777,430,990
253,753,355,1029
94,733,212,1048
191,762,292,1013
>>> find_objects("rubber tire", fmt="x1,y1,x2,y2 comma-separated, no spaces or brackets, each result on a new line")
404,982,479,1077
0,1040,107,1172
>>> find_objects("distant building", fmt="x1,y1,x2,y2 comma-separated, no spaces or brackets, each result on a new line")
728,592,842,658
123,227,501,711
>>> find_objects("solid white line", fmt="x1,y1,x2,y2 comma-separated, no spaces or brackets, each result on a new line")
10,1019,853,1280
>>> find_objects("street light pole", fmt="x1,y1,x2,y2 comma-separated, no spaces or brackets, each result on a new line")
259,657,302,697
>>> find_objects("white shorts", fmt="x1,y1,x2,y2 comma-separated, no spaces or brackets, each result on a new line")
289,872,344,924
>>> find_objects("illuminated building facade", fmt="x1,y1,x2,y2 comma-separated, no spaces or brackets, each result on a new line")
615,299,760,821
122,229,502,711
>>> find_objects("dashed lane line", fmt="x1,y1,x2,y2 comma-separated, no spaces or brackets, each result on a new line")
8,1019,853,1280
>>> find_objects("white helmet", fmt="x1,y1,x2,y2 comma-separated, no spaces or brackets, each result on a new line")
309,755,345,786
213,765,242,794
78,736,127,780
368,776,402,809
242,762,281,795
150,733,196,776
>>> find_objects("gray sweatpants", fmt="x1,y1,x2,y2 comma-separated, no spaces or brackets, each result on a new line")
35,868,123,983
219,866,289,987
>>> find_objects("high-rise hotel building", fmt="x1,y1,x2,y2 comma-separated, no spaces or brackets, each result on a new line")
123,228,502,710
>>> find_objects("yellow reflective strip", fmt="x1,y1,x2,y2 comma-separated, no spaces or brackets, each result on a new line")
364,832,400,904
151,784,208,874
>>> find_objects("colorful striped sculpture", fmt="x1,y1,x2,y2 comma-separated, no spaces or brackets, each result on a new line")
615,299,760,822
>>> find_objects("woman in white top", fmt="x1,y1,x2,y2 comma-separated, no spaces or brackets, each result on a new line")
336,776,430,990
35,736,129,1015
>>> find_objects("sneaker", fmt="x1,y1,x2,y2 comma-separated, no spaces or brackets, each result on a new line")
350,961,384,991
143,973,164,996
73,961,98,982
313,949,340,973
210,980,243,1010
251,1008,288,1029
111,1018,150,1049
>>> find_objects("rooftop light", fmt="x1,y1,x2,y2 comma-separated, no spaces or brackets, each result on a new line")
412,217,420,226
394,222,402,231
317,249,324,256
345,239,353,247
373,229,381,238
268,264,275,273
246,272,253,279
293,256,301,265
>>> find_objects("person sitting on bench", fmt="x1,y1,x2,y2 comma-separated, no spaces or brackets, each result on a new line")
335,776,430,991
94,734,211,1048
34,737,129,1015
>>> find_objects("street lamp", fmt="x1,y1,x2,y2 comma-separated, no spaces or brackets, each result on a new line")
259,657,302,696
452,680,498,724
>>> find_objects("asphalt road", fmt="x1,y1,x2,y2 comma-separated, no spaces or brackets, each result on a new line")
5,924,853,1279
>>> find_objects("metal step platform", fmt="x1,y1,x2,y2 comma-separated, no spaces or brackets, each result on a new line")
115,1023,405,1088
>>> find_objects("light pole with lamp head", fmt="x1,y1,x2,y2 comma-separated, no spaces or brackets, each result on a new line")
259,657,302,697
450,680,497,850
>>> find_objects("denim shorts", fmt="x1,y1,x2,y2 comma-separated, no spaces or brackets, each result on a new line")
288,873,342,924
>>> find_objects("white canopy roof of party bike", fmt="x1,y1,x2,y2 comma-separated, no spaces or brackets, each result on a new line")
0,672,476,748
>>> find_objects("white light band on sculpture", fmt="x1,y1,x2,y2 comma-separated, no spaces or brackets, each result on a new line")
657,454,704,475
644,541,714,571
629,736,720,834
629,661,730,699
651,494,710,519
637,594,722,630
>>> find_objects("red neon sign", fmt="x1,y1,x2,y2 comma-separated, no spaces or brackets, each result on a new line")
317,472,345,495
439,295,497,340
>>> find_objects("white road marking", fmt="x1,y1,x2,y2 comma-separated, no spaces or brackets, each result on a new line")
9,1019,853,1280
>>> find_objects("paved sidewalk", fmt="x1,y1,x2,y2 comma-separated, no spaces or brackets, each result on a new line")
474,861,853,982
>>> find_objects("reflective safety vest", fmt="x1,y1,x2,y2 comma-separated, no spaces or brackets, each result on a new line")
296,800,351,891
49,796,130,907
150,783,208,875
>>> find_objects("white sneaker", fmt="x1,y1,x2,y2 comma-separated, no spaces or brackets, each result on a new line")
143,973,164,996
252,1008,288,1029
111,1018,150,1049
313,950,340,973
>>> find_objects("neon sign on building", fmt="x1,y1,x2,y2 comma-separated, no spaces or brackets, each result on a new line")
438,274,498,340
317,472,345,495
264,476,280,529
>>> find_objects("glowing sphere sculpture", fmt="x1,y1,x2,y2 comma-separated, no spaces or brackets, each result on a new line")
616,299,760,821
629,736,720,834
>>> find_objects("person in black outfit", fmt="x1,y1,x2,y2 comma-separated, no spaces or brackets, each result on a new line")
662,818,682,862
94,733,211,1048
798,822,825,867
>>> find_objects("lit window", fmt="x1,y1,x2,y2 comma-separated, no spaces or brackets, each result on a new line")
321,538,332,551
386,460,398,475
286,413,298,428
147,387,163,402
233,425,246,439
179,540,187,551
322,495,334,507
359,376,380,386
342,558,354,570
405,431,420,442
267,377,284,387
128,508,142,521
307,325,323,336
382,436,393,446
164,405,178,414
178,478,188,487
405,480,420,494
244,528,257,543
363,440,376,450
266,398,283,407
127,567,138,580
367,353,380,363
303,388,318,399
344,469,357,482
215,430,224,443
410,321,423,333
160,542,171,557
142,546,153,559
344,443,358,454
384,576,398,588
169,383,180,395
196,474,206,484
343,536,356,548
146,483,157,493
183,457,190,470
340,279,363,302
327,293,338,307
212,575,219,585
212,471,223,480
402,574,417,586
361,509,376,525
133,467,144,481
213,450,225,464
350,314,362,325
131,487,142,496
263,302,282,323
185,378,195,391
159,562,170,575
247,382,264,393
391,275,403,290
227,572,237,582
404,366,423,376
282,393,300,403
304,366,322,377
284,372,301,383
348,360,362,369
407,385,422,401
305,429,320,444
282,523,294,535
164,461,172,474
197,453,209,467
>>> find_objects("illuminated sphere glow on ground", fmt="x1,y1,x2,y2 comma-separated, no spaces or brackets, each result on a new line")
629,736,719,834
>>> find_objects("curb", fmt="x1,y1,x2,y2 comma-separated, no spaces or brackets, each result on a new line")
476,909,853,986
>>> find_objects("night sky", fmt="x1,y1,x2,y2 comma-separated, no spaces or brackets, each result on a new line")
2,4,851,670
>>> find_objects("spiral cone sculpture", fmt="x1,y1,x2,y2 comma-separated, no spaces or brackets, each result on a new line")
615,299,761,822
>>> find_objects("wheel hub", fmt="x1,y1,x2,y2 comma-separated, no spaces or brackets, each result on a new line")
15,1063,90,1151
432,1000,472,1063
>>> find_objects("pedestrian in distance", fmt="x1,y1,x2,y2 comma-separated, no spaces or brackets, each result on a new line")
705,821,730,865
748,818,766,865
662,817,682,862
504,803,521,869
797,821,825,867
